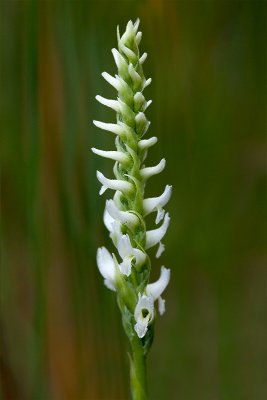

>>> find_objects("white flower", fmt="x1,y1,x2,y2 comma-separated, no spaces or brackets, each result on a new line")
117,234,146,276
146,266,170,315
134,267,170,338
134,293,154,338
96,247,117,291
105,199,139,228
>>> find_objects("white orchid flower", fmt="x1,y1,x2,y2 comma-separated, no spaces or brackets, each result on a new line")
134,266,170,338
146,266,171,315
117,234,146,276
105,199,139,227
134,293,154,338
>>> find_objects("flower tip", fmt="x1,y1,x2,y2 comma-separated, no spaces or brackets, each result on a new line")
161,266,171,281
134,17,140,28
96,170,102,179
134,323,146,339
93,120,101,128
117,25,120,39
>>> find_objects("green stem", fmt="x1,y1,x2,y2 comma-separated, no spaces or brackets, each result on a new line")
130,336,148,400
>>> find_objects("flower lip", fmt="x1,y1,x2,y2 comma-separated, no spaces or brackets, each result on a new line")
134,293,154,338
146,266,170,301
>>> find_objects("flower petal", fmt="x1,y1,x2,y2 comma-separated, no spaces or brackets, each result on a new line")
111,48,129,76
103,208,115,232
128,63,142,90
120,20,135,43
156,242,165,258
139,52,147,64
136,31,142,46
143,185,172,217
96,171,133,195
135,112,150,136
133,18,140,34
96,247,116,282
91,148,129,164
106,200,139,226
155,208,165,225
119,257,133,276
134,316,149,338
117,234,133,258
140,159,166,180
117,234,146,268
138,137,158,151
145,213,170,249
142,77,152,89
146,266,170,300
95,95,120,113
158,296,166,315
101,72,120,91
93,120,123,135
118,40,136,61
104,278,116,292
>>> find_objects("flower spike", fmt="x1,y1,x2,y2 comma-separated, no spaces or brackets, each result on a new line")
92,19,172,397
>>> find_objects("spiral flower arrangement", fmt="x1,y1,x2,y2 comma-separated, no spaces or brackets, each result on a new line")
92,19,172,399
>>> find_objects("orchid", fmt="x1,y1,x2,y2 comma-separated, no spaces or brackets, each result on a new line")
134,266,170,338
92,19,172,400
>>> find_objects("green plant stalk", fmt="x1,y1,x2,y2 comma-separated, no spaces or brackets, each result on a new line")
130,337,147,400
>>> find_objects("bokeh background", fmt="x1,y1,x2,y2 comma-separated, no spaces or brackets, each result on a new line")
1,1,266,399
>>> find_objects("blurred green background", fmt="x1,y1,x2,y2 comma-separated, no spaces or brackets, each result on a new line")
1,1,266,399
